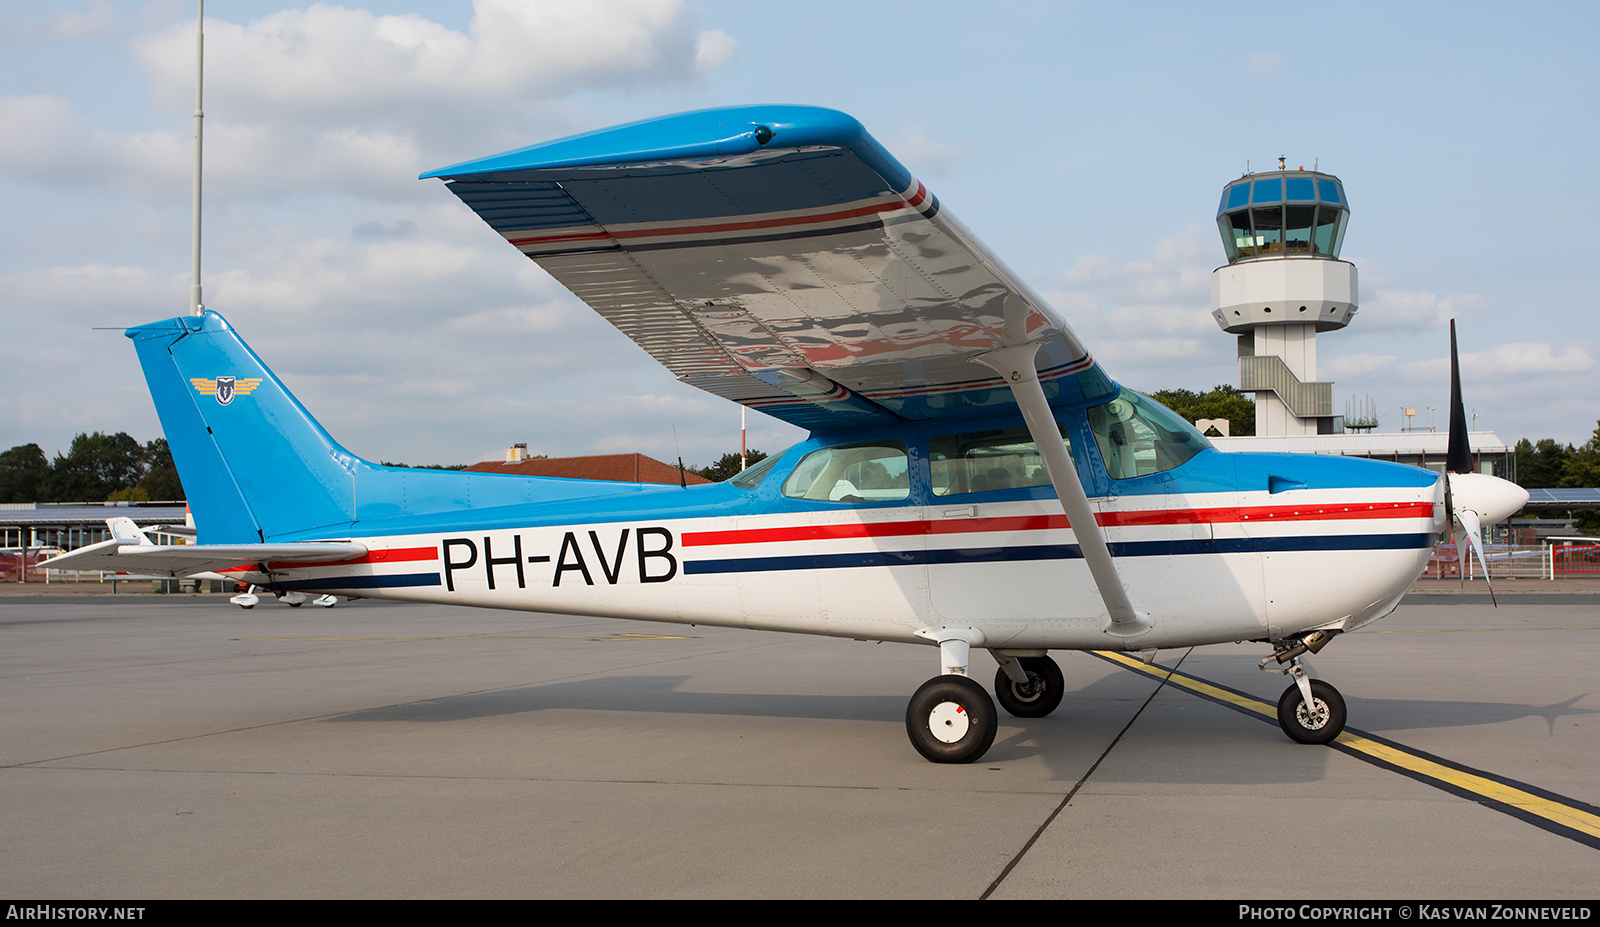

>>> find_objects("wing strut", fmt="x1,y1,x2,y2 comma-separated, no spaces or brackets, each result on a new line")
975,344,1152,639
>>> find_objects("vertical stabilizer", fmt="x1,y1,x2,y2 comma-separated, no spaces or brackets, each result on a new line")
126,312,357,543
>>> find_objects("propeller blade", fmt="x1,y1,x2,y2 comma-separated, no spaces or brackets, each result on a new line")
1439,322,1525,606
1454,506,1496,607
1446,319,1472,474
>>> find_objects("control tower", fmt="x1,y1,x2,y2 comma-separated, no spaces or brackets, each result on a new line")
1211,165,1356,435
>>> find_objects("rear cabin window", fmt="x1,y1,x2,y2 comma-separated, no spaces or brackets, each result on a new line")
929,426,1071,496
781,442,909,503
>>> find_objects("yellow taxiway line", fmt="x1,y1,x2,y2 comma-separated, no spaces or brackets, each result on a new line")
1093,649,1600,849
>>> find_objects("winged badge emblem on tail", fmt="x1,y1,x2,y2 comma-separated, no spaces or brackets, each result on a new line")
190,376,262,405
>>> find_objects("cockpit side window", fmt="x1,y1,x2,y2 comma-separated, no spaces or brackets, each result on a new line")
781,442,909,503
929,426,1071,496
1086,390,1211,479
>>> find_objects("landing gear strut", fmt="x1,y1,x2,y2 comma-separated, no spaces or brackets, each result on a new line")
993,654,1064,718
905,675,998,764
906,629,998,763
1261,634,1346,745
1277,676,1345,744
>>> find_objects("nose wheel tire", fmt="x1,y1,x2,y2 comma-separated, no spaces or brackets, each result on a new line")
1277,679,1346,744
906,675,998,764
994,655,1064,718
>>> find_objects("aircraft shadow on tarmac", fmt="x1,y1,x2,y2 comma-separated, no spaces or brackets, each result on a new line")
318,669,1594,785
1341,692,1596,736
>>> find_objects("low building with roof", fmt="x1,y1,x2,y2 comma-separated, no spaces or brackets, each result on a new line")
462,448,710,486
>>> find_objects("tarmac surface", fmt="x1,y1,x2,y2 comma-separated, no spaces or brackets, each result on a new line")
2,587,1597,899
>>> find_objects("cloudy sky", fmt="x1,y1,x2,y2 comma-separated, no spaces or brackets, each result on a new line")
3,0,1596,470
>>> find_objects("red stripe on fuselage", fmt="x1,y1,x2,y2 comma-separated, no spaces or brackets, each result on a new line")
227,546,440,572
680,501,1435,548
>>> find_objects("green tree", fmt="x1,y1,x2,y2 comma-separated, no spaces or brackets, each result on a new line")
695,450,768,482
0,444,49,503
1560,422,1600,534
135,438,185,501
42,432,144,502
1147,385,1256,437
1513,438,1573,489
1559,421,1600,488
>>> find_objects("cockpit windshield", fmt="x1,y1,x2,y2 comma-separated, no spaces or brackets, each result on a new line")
1086,389,1211,479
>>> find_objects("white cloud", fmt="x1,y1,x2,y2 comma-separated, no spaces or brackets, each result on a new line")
48,2,117,40
1358,287,1487,331
1041,224,1234,389
1052,223,1217,334
133,1,729,123
884,125,970,177
3,2,737,202
1401,343,1595,380
1246,52,1286,77
1324,353,1401,379
694,29,739,74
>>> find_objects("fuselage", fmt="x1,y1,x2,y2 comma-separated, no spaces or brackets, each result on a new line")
246,405,1444,653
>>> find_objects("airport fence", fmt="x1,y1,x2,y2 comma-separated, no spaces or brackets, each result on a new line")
1424,541,1600,580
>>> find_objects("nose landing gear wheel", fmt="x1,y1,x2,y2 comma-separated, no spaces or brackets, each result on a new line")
906,675,998,764
1277,679,1346,744
994,655,1064,718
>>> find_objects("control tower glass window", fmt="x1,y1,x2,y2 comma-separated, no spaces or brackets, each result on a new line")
1251,205,1284,254
1216,171,1349,263
1285,204,1316,253
1313,204,1345,255
1224,210,1256,259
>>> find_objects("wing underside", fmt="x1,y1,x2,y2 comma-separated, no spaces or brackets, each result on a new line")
425,106,1114,428
41,539,368,578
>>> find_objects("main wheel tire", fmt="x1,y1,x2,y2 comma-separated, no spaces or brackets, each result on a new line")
1277,679,1346,744
993,656,1065,718
905,675,998,764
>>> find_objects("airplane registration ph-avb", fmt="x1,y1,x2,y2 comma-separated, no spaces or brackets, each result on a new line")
48,106,1528,763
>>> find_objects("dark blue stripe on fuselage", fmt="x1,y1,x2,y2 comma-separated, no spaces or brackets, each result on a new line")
268,572,442,591
682,533,1433,575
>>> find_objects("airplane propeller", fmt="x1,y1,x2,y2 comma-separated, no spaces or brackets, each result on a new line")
1441,320,1529,604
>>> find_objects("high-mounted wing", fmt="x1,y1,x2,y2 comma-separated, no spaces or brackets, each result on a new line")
423,106,1114,429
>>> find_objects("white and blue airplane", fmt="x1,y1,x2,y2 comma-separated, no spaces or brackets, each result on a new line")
46,106,1528,763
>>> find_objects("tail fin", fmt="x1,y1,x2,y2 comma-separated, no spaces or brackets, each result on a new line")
128,311,667,544
127,312,359,543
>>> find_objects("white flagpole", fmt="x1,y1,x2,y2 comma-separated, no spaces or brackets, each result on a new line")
740,406,747,472
189,0,204,316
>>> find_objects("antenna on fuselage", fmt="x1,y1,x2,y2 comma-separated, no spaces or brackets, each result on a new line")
189,0,205,317
672,426,687,489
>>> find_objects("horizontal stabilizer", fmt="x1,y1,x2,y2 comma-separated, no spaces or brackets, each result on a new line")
43,539,368,578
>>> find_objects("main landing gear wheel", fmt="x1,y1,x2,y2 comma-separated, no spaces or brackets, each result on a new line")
1277,679,1346,745
905,675,998,764
994,655,1064,718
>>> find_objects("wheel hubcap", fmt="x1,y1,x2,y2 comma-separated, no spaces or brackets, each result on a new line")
1011,673,1042,702
1297,698,1330,730
928,701,970,743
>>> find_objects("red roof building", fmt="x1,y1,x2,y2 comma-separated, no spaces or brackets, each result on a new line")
463,452,711,486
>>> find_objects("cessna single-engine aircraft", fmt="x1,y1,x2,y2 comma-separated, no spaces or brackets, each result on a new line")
48,106,1529,763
